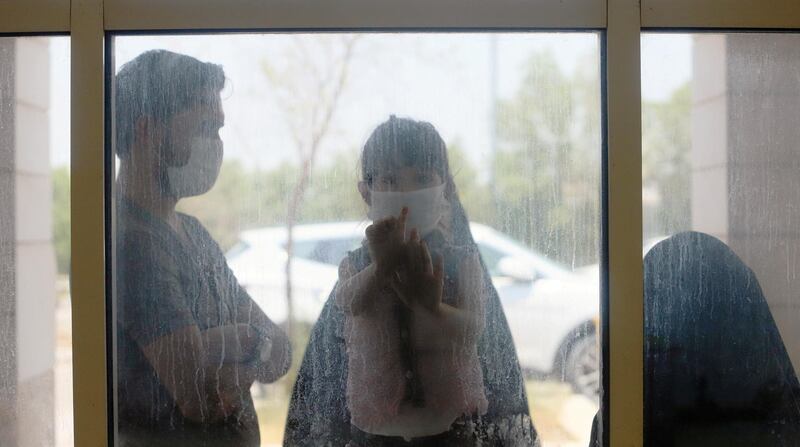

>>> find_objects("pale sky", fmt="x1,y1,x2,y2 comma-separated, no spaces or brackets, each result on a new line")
48,33,691,170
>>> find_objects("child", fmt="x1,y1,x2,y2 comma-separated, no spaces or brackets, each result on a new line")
284,116,538,446
335,116,488,440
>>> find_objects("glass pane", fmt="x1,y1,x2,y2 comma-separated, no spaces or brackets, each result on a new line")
642,33,800,445
0,36,72,447
111,33,602,446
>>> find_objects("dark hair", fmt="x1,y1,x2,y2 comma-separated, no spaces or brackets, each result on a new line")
361,116,479,248
360,115,450,187
114,50,225,159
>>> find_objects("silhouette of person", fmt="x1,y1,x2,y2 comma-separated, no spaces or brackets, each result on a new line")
284,116,539,446
114,50,291,446
643,231,800,446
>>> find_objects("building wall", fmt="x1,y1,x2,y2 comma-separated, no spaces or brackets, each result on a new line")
0,37,19,447
0,36,56,447
692,33,800,373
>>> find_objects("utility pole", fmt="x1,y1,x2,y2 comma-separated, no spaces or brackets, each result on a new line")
489,34,499,216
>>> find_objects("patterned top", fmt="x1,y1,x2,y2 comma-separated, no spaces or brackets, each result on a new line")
335,231,489,437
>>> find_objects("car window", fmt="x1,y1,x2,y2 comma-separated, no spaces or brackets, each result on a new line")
295,238,363,266
476,243,506,276
226,241,250,260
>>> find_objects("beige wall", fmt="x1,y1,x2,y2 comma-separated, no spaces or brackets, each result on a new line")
0,36,56,447
692,33,800,373
0,37,18,447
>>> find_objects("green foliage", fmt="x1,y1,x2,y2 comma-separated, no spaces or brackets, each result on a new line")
492,51,602,267
47,52,690,275
177,151,364,251
642,84,692,238
52,166,70,274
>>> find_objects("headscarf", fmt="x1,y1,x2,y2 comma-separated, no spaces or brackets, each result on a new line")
284,118,539,446
644,231,800,446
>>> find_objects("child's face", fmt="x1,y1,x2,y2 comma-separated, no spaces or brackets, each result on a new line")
370,166,443,192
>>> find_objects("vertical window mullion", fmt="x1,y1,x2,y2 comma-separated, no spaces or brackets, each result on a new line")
606,0,644,445
70,0,108,446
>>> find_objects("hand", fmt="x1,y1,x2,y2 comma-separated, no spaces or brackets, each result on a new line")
202,323,260,364
365,207,408,279
208,361,258,419
389,231,444,316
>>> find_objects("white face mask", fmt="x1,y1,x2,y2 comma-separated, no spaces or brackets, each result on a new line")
167,137,223,198
368,183,447,237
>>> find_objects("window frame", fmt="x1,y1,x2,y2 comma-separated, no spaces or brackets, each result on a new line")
2,0,799,445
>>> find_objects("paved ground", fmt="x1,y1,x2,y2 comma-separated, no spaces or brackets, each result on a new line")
55,287,74,447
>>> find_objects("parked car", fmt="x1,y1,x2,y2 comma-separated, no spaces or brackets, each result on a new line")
226,221,600,397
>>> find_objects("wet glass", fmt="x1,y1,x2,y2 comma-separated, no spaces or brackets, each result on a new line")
0,36,73,447
642,33,800,446
111,32,601,446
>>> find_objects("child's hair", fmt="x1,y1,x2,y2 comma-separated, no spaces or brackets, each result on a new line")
360,115,452,188
360,115,482,249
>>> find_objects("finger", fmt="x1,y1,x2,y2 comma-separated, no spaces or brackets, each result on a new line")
408,236,423,274
421,242,433,275
398,207,408,241
365,223,377,238
409,243,423,276
389,278,412,307
402,244,418,276
433,254,444,282
410,227,420,243
433,255,445,308
367,219,391,240
399,206,408,224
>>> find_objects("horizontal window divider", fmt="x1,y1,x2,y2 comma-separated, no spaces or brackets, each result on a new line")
103,0,606,31
642,0,800,29
0,1,69,34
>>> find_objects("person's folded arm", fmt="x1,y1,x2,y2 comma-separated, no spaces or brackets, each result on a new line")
122,236,256,423
231,281,292,383
141,324,235,423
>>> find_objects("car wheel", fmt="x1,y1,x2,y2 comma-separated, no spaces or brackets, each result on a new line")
565,333,599,399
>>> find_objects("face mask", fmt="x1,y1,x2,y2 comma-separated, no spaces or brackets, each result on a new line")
166,137,223,198
368,183,447,237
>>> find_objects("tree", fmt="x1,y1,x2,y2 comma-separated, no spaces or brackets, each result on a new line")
52,166,70,274
493,51,601,268
262,35,360,343
642,83,691,239
447,143,493,226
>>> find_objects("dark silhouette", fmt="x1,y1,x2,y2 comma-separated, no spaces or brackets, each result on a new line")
643,231,800,446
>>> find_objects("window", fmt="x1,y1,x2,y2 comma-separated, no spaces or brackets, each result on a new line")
642,32,800,444
0,36,72,447
294,238,364,266
5,1,797,446
111,32,601,446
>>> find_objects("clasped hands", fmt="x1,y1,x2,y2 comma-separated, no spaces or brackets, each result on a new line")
366,207,444,316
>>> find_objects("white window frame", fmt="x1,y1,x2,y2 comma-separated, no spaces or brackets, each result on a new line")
2,0,799,445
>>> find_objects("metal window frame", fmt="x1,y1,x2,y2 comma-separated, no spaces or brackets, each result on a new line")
2,0,800,446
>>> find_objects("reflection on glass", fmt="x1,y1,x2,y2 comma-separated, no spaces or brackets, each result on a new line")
0,36,72,447
112,33,601,446
642,33,800,445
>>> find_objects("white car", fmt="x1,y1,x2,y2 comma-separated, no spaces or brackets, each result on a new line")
226,221,600,397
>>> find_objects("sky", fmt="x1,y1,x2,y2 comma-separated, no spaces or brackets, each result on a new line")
48,33,691,170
